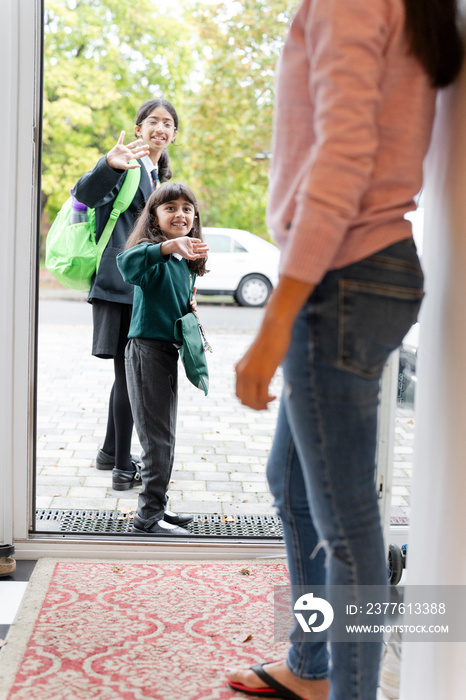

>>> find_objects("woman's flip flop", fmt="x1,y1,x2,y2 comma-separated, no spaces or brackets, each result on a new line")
227,663,305,699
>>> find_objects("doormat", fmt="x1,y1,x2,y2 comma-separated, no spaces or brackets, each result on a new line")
0,558,290,700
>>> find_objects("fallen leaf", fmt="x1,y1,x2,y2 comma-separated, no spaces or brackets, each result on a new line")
239,569,251,576
119,507,133,515
222,515,235,522
233,632,253,643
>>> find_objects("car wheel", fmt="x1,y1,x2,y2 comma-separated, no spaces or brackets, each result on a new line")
235,274,272,307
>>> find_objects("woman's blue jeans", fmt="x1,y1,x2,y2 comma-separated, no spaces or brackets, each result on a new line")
266,240,424,700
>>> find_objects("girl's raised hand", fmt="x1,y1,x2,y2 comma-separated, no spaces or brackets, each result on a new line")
106,131,150,170
170,237,209,261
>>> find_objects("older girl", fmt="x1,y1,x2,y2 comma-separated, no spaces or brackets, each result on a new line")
73,98,178,491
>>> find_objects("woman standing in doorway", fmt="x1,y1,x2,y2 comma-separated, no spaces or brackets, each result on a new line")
228,1,464,699
73,99,185,501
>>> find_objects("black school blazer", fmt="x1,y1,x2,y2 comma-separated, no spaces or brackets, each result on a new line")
72,156,153,305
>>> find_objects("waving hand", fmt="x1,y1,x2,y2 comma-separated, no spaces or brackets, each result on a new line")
106,131,150,170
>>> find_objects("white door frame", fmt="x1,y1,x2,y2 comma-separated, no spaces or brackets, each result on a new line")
0,0,41,553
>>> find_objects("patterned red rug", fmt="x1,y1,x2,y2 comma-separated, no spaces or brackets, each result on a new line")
0,559,290,700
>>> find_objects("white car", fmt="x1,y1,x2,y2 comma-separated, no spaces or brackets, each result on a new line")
196,227,280,307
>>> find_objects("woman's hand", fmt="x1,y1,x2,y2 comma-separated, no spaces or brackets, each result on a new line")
161,237,209,260
106,131,150,170
235,276,315,410
235,320,291,410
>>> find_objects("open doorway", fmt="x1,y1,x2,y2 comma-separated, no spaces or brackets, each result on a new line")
34,0,292,541
34,0,416,549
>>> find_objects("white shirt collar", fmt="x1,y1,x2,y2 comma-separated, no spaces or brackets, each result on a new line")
140,155,156,177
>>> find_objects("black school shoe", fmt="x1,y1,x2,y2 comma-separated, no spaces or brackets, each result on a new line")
96,449,142,471
112,460,142,491
164,510,194,527
131,515,191,536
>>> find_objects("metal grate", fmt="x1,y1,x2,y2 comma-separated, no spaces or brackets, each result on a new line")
35,509,283,539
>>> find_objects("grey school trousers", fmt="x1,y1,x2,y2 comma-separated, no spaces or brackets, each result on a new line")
125,337,179,528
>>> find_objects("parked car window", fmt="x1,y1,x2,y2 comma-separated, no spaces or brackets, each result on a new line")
233,241,247,253
203,234,232,253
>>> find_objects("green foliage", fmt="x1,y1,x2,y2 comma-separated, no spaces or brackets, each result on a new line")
177,0,298,237
43,0,196,215
42,0,298,240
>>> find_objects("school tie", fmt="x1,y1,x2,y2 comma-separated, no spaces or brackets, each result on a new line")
150,168,158,191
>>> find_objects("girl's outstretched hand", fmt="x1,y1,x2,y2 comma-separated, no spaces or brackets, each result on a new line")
106,131,150,170
167,237,209,260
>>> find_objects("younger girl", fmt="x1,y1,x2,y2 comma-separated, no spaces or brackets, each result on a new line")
117,183,208,536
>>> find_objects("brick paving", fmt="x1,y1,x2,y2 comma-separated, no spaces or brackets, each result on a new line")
36,298,415,528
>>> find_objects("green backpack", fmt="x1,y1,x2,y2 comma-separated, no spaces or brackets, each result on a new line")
45,163,141,291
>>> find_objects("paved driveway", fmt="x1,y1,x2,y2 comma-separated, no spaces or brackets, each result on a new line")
36,298,414,527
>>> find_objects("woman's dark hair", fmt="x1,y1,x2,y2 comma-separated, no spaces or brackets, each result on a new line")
403,0,464,88
135,98,179,183
125,182,207,276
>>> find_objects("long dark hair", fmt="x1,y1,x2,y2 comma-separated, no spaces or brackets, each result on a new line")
403,0,464,87
135,98,179,182
125,182,207,276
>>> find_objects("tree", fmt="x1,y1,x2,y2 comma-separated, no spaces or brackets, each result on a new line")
175,0,297,237
43,0,196,216
42,0,298,243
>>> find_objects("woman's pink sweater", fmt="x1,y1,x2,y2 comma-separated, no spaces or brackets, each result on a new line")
267,0,437,285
